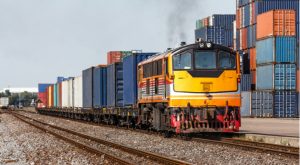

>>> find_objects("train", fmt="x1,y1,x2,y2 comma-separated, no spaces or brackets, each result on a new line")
37,41,241,135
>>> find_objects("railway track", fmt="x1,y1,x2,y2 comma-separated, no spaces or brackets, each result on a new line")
10,112,192,165
17,110,300,159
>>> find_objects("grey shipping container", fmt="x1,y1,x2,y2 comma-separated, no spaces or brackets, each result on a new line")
256,64,296,90
251,91,274,117
123,52,156,106
82,67,94,108
241,91,251,117
274,91,298,118
93,66,107,108
107,63,123,107
241,74,251,91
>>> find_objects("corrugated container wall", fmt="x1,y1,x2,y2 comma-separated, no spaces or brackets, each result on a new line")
256,10,296,40
107,51,122,65
61,80,69,107
93,66,107,108
251,90,274,117
256,37,296,64
195,27,225,46
256,64,296,90
53,84,57,107
241,91,251,117
107,63,123,107
274,91,298,118
74,76,83,108
82,67,94,108
241,74,251,91
68,78,74,107
123,52,156,106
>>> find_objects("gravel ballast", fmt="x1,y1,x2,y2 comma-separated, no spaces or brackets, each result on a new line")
19,111,299,165
0,112,108,164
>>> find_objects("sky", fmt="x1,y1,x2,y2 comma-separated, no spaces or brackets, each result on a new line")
0,0,235,89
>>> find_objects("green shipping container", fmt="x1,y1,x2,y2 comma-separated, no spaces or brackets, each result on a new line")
53,84,57,107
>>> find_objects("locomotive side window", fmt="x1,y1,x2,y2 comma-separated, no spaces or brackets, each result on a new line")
173,52,192,70
154,78,159,94
194,51,217,69
218,51,236,69
146,79,150,94
143,60,163,78
157,60,162,75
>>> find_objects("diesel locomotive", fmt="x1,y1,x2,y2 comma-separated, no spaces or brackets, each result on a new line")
37,41,241,134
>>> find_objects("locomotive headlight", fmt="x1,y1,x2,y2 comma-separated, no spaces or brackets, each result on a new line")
199,43,205,48
206,42,212,48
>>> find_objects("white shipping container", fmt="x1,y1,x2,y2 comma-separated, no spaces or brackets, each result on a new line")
0,97,9,107
68,78,74,107
74,76,82,108
62,80,69,107
233,20,236,39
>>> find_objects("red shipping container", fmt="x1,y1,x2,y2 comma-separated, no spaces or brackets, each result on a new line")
249,48,256,71
203,17,209,26
107,51,122,64
38,92,47,108
257,10,296,40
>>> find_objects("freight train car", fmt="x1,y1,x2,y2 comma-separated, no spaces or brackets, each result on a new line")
37,41,241,134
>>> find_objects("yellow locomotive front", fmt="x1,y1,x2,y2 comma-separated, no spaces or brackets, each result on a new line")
137,41,241,134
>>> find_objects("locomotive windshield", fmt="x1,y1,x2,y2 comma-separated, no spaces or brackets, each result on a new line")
173,52,192,70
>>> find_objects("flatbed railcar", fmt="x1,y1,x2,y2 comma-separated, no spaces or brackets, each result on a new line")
37,41,241,134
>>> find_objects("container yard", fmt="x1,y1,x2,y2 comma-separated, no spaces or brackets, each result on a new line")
0,0,299,164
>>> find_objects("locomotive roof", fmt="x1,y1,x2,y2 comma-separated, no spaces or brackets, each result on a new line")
138,42,235,66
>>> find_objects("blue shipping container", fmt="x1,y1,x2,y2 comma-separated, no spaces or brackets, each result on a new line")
256,37,296,64
123,52,156,106
57,77,68,83
211,14,236,30
241,74,251,91
195,26,226,46
38,83,52,93
82,67,94,108
251,90,274,117
274,91,298,118
107,63,123,107
256,64,296,90
93,66,107,108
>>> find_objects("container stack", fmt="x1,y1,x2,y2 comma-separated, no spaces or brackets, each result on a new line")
236,0,299,118
195,14,236,48
255,10,298,118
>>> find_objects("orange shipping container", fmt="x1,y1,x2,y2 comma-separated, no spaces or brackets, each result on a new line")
240,28,247,50
249,48,256,70
257,10,296,40
236,9,240,29
107,51,122,65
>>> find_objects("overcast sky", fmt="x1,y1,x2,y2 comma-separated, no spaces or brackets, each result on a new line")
0,0,235,89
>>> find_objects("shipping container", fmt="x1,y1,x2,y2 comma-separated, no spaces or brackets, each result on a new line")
61,80,69,107
256,37,296,64
257,10,296,40
123,52,156,106
246,24,256,48
107,51,122,65
210,14,236,29
251,70,256,85
38,92,47,107
241,91,251,117
68,78,74,107
0,97,9,108
249,48,256,70
251,90,274,117
93,66,107,108
38,84,52,93
195,26,226,46
107,63,123,107
255,0,299,40
47,85,53,107
74,76,83,108
240,28,247,50
57,77,68,83
274,90,298,118
241,74,251,91
256,64,296,90
53,84,57,107
82,67,94,108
